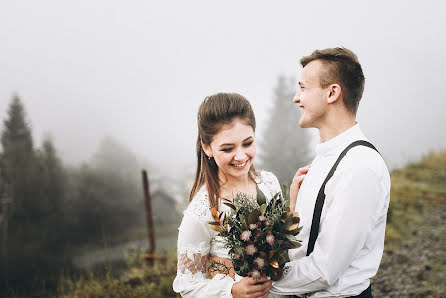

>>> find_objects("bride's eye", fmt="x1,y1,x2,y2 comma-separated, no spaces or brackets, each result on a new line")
221,148,233,152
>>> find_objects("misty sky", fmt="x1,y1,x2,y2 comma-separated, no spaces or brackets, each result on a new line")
1,0,445,179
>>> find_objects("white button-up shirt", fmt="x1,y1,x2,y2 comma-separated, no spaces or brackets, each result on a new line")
271,124,390,297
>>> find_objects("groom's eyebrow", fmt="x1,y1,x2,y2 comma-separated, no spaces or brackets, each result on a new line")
219,136,254,147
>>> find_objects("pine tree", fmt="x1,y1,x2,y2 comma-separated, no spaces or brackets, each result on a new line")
37,137,65,213
1,95,35,225
259,75,312,186
34,137,67,249
0,95,39,289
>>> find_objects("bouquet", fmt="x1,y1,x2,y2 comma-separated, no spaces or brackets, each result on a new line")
208,187,301,281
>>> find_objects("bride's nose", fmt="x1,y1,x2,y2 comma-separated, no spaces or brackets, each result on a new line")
234,148,247,161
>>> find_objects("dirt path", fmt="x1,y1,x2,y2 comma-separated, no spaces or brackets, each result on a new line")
373,204,446,297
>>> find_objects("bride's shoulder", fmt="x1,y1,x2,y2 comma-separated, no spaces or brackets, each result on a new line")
256,169,280,184
183,186,212,222
256,170,282,193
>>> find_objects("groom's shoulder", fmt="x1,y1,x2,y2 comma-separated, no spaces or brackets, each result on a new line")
343,144,390,180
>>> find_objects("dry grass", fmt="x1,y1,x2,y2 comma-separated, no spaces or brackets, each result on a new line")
55,250,180,298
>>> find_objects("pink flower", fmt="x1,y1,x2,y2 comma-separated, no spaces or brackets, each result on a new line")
266,232,275,245
240,230,252,241
258,215,267,222
254,257,266,269
244,244,258,255
249,223,258,230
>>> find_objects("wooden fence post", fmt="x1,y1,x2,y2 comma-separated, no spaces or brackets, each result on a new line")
141,170,155,265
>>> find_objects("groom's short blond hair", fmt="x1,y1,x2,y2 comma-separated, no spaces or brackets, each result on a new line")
300,47,365,115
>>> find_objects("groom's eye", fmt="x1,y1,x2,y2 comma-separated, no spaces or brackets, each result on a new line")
243,141,253,147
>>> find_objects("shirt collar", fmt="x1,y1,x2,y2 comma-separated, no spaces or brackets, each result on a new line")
315,123,365,156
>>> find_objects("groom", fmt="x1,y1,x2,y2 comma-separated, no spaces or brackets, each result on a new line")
270,48,390,297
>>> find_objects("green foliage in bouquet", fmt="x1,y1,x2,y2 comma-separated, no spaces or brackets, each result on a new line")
208,187,302,281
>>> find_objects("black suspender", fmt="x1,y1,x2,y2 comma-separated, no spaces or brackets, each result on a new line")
306,140,380,256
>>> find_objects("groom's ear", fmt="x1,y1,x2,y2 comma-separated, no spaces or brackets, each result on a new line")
327,83,342,104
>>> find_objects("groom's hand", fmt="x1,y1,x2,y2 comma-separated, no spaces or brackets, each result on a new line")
290,165,311,211
231,276,272,298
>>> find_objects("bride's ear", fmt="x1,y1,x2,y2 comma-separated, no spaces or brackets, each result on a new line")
200,140,213,159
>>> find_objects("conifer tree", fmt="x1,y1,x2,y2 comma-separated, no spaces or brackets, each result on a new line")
259,76,312,186
1,95,35,224
37,137,65,211
0,95,40,288
34,137,66,249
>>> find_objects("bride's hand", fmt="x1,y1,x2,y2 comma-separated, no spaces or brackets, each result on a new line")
231,276,272,298
290,165,311,211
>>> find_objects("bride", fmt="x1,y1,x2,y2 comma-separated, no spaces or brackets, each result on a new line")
173,93,302,298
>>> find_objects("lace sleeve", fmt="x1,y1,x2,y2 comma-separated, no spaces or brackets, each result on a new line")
173,197,236,297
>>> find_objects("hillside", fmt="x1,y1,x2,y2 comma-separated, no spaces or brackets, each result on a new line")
373,152,446,297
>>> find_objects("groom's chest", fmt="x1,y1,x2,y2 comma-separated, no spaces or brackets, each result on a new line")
297,154,339,226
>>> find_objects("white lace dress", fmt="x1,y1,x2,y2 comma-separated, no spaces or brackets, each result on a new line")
173,170,288,298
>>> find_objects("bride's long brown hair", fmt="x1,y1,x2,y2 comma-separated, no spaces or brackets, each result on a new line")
189,93,258,210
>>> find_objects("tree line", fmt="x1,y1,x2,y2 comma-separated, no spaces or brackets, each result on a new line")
0,95,173,294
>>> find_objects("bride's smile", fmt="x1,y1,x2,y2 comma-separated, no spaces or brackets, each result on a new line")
230,160,247,169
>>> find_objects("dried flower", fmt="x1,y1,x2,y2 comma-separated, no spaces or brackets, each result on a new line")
258,215,267,222
240,230,252,241
266,232,275,245
249,269,261,278
249,223,258,230
254,257,266,269
244,244,258,255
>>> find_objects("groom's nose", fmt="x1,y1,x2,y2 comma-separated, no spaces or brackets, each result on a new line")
293,91,300,103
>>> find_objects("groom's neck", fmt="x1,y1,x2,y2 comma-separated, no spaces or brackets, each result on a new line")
318,113,357,143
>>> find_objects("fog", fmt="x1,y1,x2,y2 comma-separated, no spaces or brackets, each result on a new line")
1,0,445,178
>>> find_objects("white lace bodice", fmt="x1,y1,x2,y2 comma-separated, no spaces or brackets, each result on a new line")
173,170,283,297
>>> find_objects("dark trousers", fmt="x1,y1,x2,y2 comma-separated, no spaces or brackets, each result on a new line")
291,284,372,298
